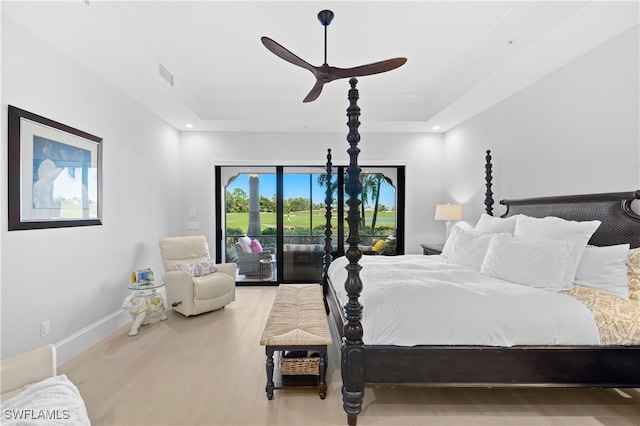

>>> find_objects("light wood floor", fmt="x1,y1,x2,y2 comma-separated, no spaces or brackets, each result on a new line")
60,286,640,425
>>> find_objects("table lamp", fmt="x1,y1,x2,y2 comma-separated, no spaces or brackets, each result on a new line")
435,203,462,239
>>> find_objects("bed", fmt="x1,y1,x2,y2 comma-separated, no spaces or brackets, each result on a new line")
322,78,640,426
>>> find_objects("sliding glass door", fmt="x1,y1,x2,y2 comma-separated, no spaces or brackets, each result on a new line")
281,167,333,282
219,167,278,283
216,165,404,284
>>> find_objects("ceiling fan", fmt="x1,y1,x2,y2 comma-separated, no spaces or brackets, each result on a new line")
261,10,407,103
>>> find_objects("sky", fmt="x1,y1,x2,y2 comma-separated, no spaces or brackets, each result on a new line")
228,173,395,208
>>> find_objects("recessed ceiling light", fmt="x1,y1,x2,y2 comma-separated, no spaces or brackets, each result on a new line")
432,126,441,130
185,123,193,128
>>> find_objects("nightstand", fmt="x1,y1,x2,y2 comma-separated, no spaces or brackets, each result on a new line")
420,243,444,255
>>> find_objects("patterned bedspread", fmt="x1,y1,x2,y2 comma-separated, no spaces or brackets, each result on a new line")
563,285,640,345
562,248,640,345
628,247,640,300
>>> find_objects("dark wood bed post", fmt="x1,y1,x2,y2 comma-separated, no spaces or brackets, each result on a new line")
322,148,333,311
485,149,494,216
342,78,365,426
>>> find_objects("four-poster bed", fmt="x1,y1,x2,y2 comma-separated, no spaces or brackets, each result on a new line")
321,79,640,426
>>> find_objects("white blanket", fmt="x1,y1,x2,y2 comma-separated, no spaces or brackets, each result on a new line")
1,375,90,425
329,255,600,346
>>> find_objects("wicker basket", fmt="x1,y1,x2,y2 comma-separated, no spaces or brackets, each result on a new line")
280,351,320,375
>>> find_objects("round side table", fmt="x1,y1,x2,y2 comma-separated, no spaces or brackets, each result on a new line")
259,258,276,282
127,281,166,294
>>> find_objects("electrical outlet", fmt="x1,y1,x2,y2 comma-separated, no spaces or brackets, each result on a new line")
41,320,51,337
187,221,200,230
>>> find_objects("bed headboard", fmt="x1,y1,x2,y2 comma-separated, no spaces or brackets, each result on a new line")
500,191,640,248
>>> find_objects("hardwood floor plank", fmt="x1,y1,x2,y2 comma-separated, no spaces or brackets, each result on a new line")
59,286,640,425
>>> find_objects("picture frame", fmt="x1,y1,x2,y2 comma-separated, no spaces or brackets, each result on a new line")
134,268,155,284
8,105,103,230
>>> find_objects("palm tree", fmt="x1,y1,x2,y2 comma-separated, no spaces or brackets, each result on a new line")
367,174,393,234
247,174,261,238
318,172,391,233
360,173,375,232
316,173,339,203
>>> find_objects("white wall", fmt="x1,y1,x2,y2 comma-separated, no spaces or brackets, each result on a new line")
444,25,639,221
179,131,446,255
1,17,181,362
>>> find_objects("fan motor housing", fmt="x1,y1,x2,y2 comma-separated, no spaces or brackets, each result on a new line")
318,10,334,26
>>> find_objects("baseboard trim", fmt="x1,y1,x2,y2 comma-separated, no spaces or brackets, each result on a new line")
54,309,130,366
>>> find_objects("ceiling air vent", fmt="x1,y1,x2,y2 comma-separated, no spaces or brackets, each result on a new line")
158,62,174,87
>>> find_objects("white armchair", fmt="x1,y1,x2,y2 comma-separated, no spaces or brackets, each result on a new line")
1,344,56,402
159,235,236,316
0,345,90,424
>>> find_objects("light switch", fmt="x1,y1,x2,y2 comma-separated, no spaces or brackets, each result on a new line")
190,208,196,218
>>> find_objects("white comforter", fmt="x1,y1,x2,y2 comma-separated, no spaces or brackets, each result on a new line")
329,255,600,347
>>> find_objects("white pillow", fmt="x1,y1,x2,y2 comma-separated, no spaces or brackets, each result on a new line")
441,226,463,259
442,228,498,269
481,234,577,291
575,244,630,299
514,215,601,287
474,213,518,235
238,236,252,253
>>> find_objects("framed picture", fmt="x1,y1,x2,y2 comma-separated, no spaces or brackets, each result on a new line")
8,105,103,230
134,268,155,284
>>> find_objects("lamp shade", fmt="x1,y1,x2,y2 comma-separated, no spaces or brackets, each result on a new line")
434,204,462,221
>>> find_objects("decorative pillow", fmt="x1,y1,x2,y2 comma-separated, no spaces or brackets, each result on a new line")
574,244,630,299
442,227,497,269
251,239,263,253
628,248,640,300
474,213,518,235
238,236,252,253
480,234,576,291
514,215,601,287
175,259,217,277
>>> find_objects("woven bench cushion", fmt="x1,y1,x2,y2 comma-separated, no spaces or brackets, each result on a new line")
260,284,332,346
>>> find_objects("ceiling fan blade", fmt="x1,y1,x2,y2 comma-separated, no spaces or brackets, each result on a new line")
262,10,407,102
261,37,315,73
332,57,407,79
303,79,326,103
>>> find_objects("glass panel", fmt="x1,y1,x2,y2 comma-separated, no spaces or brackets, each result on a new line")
350,167,397,255
282,167,332,282
217,165,401,283
222,167,277,283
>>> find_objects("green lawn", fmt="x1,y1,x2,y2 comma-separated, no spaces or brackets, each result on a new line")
226,210,395,234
